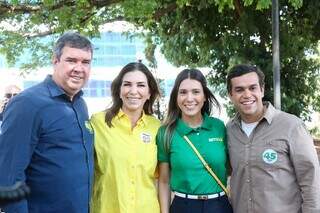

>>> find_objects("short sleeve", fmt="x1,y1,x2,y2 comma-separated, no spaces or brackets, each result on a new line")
156,126,170,162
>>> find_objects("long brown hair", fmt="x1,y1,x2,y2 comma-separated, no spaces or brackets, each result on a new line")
162,68,220,151
105,62,160,127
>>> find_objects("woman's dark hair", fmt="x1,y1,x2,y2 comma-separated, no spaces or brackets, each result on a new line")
105,62,160,127
162,68,220,150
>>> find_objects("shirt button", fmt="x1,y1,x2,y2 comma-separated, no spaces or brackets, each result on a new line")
249,198,252,201
196,132,200,135
246,179,250,183
131,181,135,184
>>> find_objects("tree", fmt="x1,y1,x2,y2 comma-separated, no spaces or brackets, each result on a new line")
0,0,319,119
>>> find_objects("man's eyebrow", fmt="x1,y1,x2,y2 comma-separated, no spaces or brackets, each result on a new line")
234,83,259,88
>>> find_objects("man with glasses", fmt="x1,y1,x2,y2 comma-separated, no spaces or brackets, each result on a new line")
0,85,22,213
0,85,21,124
0,32,94,213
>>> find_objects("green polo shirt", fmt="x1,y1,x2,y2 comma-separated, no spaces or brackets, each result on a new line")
157,114,227,195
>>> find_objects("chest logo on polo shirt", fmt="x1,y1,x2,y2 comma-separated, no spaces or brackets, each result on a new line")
208,137,223,142
141,132,151,143
262,149,278,164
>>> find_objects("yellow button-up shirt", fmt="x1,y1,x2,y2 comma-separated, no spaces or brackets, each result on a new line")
90,110,160,213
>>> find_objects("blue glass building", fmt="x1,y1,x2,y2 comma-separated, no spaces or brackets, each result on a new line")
0,32,176,107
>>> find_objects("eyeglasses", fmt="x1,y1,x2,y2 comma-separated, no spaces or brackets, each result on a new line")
4,93,18,98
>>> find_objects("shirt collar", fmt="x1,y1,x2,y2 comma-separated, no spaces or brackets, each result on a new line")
232,101,276,126
44,75,83,100
263,102,277,124
115,109,148,126
176,113,211,136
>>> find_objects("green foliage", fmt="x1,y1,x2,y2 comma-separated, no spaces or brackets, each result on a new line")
139,0,320,120
0,0,319,120
310,126,320,139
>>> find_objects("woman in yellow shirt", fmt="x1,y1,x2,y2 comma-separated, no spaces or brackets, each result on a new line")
90,62,161,213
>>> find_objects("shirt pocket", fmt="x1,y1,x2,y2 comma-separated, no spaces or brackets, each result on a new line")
255,140,289,171
228,142,246,170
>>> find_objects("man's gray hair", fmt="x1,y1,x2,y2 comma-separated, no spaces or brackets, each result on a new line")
53,32,93,60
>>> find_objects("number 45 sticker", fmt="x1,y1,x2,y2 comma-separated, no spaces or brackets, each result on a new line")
262,149,278,164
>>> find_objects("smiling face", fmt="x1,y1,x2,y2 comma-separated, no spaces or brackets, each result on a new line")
52,46,92,100
177,78,206,122
229,72,265,123
120,71,151,115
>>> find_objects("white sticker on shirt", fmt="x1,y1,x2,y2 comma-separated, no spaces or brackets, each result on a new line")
208,137,223,142
262,149,278,164
141,133,151,143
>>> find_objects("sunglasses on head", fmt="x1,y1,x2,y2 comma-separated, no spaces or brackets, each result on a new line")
4,93,18,98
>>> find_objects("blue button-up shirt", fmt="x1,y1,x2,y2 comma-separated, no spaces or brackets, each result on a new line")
0,75,94,213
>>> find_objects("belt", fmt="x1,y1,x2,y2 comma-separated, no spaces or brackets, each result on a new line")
173,191,225,200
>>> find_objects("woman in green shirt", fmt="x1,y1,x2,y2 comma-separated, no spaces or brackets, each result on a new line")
157,69,232,213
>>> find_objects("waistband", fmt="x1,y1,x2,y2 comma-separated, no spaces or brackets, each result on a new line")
173,191,225,200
